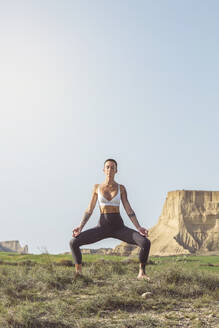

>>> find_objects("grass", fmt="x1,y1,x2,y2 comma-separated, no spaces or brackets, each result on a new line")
0,252,218,327
0,251,126,262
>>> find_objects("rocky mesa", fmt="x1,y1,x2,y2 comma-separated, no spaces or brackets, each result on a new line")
114,190,219,256
0,240,28,254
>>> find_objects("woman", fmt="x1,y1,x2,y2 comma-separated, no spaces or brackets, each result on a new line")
69,158,151,280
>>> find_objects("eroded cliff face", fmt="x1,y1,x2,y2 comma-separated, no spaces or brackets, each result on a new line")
114,190,219,256
81,248,113,255
0,240,28,254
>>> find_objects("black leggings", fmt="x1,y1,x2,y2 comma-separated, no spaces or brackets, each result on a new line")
69,213,151,268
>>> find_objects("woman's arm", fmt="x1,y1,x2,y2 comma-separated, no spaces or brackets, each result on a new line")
79,184,98,229
120,185,148,236
73,184,98,236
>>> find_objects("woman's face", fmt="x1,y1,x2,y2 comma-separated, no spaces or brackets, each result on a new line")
103,161,117,178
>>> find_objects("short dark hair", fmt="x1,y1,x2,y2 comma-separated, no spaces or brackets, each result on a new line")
104,158,117,169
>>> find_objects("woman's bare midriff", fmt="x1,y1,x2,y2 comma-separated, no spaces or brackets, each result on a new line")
99,205,120,214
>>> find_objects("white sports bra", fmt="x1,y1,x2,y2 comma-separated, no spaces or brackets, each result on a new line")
98,184,121,207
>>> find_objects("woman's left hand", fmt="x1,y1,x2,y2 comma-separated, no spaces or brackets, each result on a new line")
138,227,149,237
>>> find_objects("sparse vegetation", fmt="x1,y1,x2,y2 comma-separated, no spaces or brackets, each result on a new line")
0,252,218,327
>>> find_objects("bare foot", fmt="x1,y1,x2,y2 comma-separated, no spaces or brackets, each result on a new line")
75,271,82,275
74,271,83,279
137,273,151,281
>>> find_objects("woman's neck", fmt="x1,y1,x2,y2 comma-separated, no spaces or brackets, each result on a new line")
103,177,116,186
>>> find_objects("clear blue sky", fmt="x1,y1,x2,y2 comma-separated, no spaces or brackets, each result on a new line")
1,1,219,254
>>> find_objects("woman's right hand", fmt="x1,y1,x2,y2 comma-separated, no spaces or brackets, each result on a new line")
138,226,149,237
72,226,82,237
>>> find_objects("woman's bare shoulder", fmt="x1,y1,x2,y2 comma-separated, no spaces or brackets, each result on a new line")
93,184,100,193
119,184,126,194
119,184,125,188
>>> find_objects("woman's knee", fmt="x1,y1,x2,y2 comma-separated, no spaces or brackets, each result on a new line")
140,237,151,250
69,237,79,250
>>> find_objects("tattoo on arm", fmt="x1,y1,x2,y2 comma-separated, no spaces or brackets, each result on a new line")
128,211,140,229
79,211,92,230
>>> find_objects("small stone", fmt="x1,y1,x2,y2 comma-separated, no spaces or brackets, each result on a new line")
141,292,152,298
